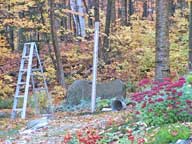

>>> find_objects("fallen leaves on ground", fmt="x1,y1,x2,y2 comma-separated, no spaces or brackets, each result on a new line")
0,110,133,144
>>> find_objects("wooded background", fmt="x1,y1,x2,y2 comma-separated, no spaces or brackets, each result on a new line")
0,0,191,88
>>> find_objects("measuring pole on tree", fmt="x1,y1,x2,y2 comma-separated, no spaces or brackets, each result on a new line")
91,22,100,113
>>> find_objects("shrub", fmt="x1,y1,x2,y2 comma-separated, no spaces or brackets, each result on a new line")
132,75,192,126
147,123,190,144
0,98,13,109
96,98,111,110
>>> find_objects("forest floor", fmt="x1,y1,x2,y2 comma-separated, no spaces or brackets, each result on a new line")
0,109,134,144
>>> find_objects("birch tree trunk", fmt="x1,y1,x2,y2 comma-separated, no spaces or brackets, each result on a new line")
77,0,86,37
70,0,86,37
70,0,80,36
155,0,170,81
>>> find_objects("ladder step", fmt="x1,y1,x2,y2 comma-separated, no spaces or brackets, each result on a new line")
15,95,24,98
20,69,28,72
22,56,30,59
18,82,26,85
24,42,32,45
14,108,23,112
21,68,40,73
34,88,46,91
32,68,41,72
22,54,36,59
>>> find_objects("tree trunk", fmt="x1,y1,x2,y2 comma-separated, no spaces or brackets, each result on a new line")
111,0,116,23
189,2,192,71
49,0,66,88
87,0,93,27
121,0,128,25
94,0,99,22
61,0,68,30
70,0,80,36
70,0,86,37
124,0,128,25
118,0,121,18
103,0,114,63
142,0,148,18
169,0,175,17
94,0,103,59
9,27,14,51
18,28,25,50
77,0,86,37
179,0,185,17
47,40,57,70
128,0,134,16
155,0,170,81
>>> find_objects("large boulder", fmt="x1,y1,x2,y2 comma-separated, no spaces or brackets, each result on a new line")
66,79,126,105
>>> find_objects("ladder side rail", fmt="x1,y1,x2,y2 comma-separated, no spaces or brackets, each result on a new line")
11,45,27,119
34,44,53,114
21,43,34,119
33,44,48,92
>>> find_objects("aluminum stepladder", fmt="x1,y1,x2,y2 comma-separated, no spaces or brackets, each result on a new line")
11,42,52,119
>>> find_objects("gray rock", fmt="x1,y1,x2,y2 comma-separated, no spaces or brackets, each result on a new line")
26,117,48,130
175,139,192,144
175,140,186,144
66,79,126,105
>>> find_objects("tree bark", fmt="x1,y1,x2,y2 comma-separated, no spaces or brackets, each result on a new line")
124,0,128,25
83,0,93,27
49,0,66,88
128,0,133,24
7,3,14,51
178,0,186,17
103,0,114,63
77,0,86,37
155,0,170,81
169,0,175,17
142,0,148,18
94,0,103,59
111,0,116,23
121,0,128,25
128,0,134,16
189,2,192,71
94,0,99,22
47,40,57,70
9,27,14,51
61,0,68,30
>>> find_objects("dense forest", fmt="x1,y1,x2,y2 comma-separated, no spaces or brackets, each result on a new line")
1,0,192,143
